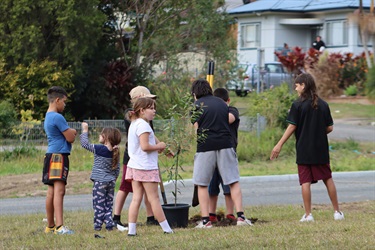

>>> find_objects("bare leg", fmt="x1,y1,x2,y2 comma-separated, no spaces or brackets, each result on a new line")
228,182,244,213
224,194,235,215
114,190,129,215
198,186,209,217
301,182,312,215
46,185,55,227
128,181,144,223
143,182,166,222
323,178,340,211
143,193,154,217
53,181,66,226
209,195,219,215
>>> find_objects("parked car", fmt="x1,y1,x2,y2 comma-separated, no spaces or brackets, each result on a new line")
225,63,254,97
225,62,291,96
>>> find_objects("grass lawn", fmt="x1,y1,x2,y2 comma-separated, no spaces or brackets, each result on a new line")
0,201,374,249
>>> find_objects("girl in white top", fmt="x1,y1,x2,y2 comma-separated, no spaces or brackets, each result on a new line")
125,97,173,235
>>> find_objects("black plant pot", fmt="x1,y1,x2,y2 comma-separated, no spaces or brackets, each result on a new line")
162,203,190,228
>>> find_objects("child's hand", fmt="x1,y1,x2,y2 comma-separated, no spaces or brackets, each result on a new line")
164,149,175,158
81,122,89,133
157,142,167,153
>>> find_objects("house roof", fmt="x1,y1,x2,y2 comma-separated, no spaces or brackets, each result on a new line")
228,0,372,14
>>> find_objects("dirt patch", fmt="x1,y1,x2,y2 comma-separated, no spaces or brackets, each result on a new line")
0,171,92,199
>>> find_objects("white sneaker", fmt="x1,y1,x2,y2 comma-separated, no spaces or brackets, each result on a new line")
334,211,344,220
237,217,253,226
195,221,212,229
116,224,128,232
300,213,314,222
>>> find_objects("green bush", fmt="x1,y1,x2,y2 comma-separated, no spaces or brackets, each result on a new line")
237,128,295,162
246,84,296,129
344,85,358,96
0,100,17,138
365,66,375,100
1,146,40,161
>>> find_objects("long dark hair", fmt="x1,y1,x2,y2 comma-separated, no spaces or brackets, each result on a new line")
295,73,319,109
101,127,122,170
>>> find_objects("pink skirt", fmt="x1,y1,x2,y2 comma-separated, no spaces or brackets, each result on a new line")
125,167,160,183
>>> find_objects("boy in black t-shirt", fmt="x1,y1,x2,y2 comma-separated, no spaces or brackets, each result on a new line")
208,88,239,223
191,79,252,228
270,73,344,222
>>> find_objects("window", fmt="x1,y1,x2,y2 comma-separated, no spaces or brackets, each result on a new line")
240,23,260,48
326,20,348,46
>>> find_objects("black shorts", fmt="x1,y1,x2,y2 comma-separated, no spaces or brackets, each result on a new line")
42,153,70,186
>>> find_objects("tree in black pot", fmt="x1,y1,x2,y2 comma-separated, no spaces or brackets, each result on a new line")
160,91,204,228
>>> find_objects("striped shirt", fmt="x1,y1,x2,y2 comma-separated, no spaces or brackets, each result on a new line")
80,132,119,182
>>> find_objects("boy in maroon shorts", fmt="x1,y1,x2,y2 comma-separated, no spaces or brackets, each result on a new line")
270,73,344,222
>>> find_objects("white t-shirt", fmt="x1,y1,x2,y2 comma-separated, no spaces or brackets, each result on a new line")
127,118,158,170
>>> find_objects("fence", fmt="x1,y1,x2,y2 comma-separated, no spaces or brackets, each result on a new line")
0,116,266,147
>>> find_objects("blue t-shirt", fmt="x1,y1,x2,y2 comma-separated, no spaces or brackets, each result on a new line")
44,112,72,154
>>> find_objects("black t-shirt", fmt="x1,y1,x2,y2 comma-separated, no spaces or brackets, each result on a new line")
312,40,325,50
287,98,333,164
229,106,240,149
193,95,233,152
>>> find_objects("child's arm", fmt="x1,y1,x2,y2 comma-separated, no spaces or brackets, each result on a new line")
139,132,166,152
63,128,77,143
270,124,296,160
326,125,333,134
80,122,95,153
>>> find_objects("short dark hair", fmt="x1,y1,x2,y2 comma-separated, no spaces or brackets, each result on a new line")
47,86,68,103
191,79,212,99
213,88,229,102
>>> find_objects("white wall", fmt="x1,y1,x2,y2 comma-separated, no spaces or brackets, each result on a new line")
236,10,369,64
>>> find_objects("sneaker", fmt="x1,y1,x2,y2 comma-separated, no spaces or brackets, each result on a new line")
236,217,253,226
226,214,236,221
54,225,74,235
300,213,314,222
44,225,55,234
209,215,218,222
164,230,174,234
116,224,128,232
195,221,213,229
146,218,159,226
334,211,344,220
114,220,128,227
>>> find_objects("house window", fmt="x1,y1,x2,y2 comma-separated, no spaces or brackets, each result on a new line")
326,20,348,46
240,23,260,48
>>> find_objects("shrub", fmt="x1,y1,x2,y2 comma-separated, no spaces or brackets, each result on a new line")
0,100,17,138
246,84,296,129
365,66,375,100
344,85,358,96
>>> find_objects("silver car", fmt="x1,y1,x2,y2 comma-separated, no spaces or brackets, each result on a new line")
226,62,291,96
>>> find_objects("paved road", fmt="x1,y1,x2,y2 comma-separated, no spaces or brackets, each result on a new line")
329,123,375,142
1,171,374,215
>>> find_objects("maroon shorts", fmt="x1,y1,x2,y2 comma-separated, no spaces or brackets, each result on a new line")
119,164,133,193
298,164,332,185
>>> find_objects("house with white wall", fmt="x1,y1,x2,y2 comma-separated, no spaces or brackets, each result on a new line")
228,0,372,64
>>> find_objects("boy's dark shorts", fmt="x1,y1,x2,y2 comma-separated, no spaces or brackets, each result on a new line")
298,164,332,185
208,168,231,196
119,163,133,193
42,153,69,186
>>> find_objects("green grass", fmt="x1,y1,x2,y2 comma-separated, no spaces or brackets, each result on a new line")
0,201,374,249
328,102,375,120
